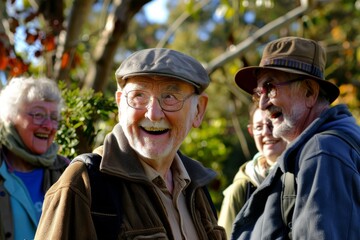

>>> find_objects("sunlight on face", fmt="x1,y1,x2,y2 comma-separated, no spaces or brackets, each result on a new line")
13,101,59,154
118,76,200,163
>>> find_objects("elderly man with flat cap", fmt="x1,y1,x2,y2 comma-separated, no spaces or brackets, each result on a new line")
35,48,226,240
231,37,360,240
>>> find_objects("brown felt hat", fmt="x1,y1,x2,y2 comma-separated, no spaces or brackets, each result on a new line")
234,37,339,103
115,48,210,93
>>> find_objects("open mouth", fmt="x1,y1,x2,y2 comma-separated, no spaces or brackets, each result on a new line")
141,126,169,135
35,133,49,140
264,140,277,145
270,111,282,119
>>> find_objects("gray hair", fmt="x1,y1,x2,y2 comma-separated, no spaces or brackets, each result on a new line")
0,76,64,123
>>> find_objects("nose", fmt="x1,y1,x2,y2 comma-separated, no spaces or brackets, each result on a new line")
262,122,273,136
40,117,54,129
258,93,270,110
145,97,165,121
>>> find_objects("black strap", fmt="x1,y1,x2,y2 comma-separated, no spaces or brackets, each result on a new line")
322,130,360,155
281,172,296,239
73,153,122,239
281,129,360,238
202,185,218,219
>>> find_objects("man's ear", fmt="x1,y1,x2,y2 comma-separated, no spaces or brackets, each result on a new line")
304,80,319,107
192,93,208,128
116,91,122,105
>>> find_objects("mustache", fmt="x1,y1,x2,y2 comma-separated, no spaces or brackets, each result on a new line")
266,105,281,118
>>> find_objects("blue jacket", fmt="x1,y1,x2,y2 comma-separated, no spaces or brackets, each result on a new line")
231,104,360,240
0,154,69,240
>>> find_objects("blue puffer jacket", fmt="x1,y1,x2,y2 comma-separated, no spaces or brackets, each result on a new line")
231,104,360,240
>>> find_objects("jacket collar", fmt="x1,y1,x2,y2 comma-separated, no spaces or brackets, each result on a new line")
99,124,217,187
278,104,353,173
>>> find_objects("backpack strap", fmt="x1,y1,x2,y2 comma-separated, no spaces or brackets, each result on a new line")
281,172,296,239
72,153,123,239
280,129,359,239
321,130,360,155
202,185,218,219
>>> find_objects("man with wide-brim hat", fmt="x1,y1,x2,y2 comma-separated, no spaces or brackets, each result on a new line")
231,36,360,240
235,36,339,103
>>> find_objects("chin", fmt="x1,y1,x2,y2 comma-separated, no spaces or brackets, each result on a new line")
32,148,48,155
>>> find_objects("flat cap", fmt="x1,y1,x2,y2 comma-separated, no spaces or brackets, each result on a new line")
115,48,210,93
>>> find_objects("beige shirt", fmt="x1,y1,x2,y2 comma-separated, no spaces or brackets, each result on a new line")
141,154,200,240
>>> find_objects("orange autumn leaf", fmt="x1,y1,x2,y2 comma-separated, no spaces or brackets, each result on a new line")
61,52,70,69
41,34,56,51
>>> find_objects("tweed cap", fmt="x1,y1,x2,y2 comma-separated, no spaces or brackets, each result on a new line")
234,37,339,103
115,48,210,93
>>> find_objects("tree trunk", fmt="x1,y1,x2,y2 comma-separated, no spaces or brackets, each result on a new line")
54,0,96,84
83,0,151,93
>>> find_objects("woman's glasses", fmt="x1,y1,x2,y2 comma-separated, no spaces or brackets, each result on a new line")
27,110,59,128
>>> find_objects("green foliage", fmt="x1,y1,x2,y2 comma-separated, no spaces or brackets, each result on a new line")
180,118,232,207
56,82,117,159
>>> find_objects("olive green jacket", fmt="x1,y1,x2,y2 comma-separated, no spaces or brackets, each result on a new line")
218,153,262,239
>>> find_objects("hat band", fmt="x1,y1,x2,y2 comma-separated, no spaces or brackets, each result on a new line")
262,58,324,79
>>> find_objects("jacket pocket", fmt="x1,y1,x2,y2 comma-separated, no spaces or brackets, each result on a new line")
125,227,169,240
91,211,121,239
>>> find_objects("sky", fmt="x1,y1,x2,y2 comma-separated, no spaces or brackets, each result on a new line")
143,0,169,23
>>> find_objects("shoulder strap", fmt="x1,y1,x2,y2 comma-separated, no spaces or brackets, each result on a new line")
202,185,218,219
281,172,296,239
321,129,360,155
73,153,123,239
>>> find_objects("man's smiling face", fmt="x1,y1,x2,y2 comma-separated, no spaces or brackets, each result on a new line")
257,70,311,142
116,76,206,164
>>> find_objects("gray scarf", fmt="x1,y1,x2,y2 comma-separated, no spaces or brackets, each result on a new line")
0,121,58,167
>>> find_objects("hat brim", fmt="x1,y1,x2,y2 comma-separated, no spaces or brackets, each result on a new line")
234,66,339,103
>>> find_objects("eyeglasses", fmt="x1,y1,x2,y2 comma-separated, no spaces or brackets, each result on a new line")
250,121,273,136
124,90,195,112
253,76,306,101
27,111,60,128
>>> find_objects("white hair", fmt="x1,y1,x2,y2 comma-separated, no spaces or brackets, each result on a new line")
0,76,64,123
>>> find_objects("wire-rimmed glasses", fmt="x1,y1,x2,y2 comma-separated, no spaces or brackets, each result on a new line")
253,76,306,101
124,90,195,112
27,110,60,128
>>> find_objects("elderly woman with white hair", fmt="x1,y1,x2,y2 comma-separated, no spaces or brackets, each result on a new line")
0,76,69,240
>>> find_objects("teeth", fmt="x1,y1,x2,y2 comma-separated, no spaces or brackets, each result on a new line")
35,133,49,138
143,127,167,131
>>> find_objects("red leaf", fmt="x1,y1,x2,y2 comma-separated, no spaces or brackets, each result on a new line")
8,57,29,76
41,34,56,51
61,52,70,69
25,31,38,44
